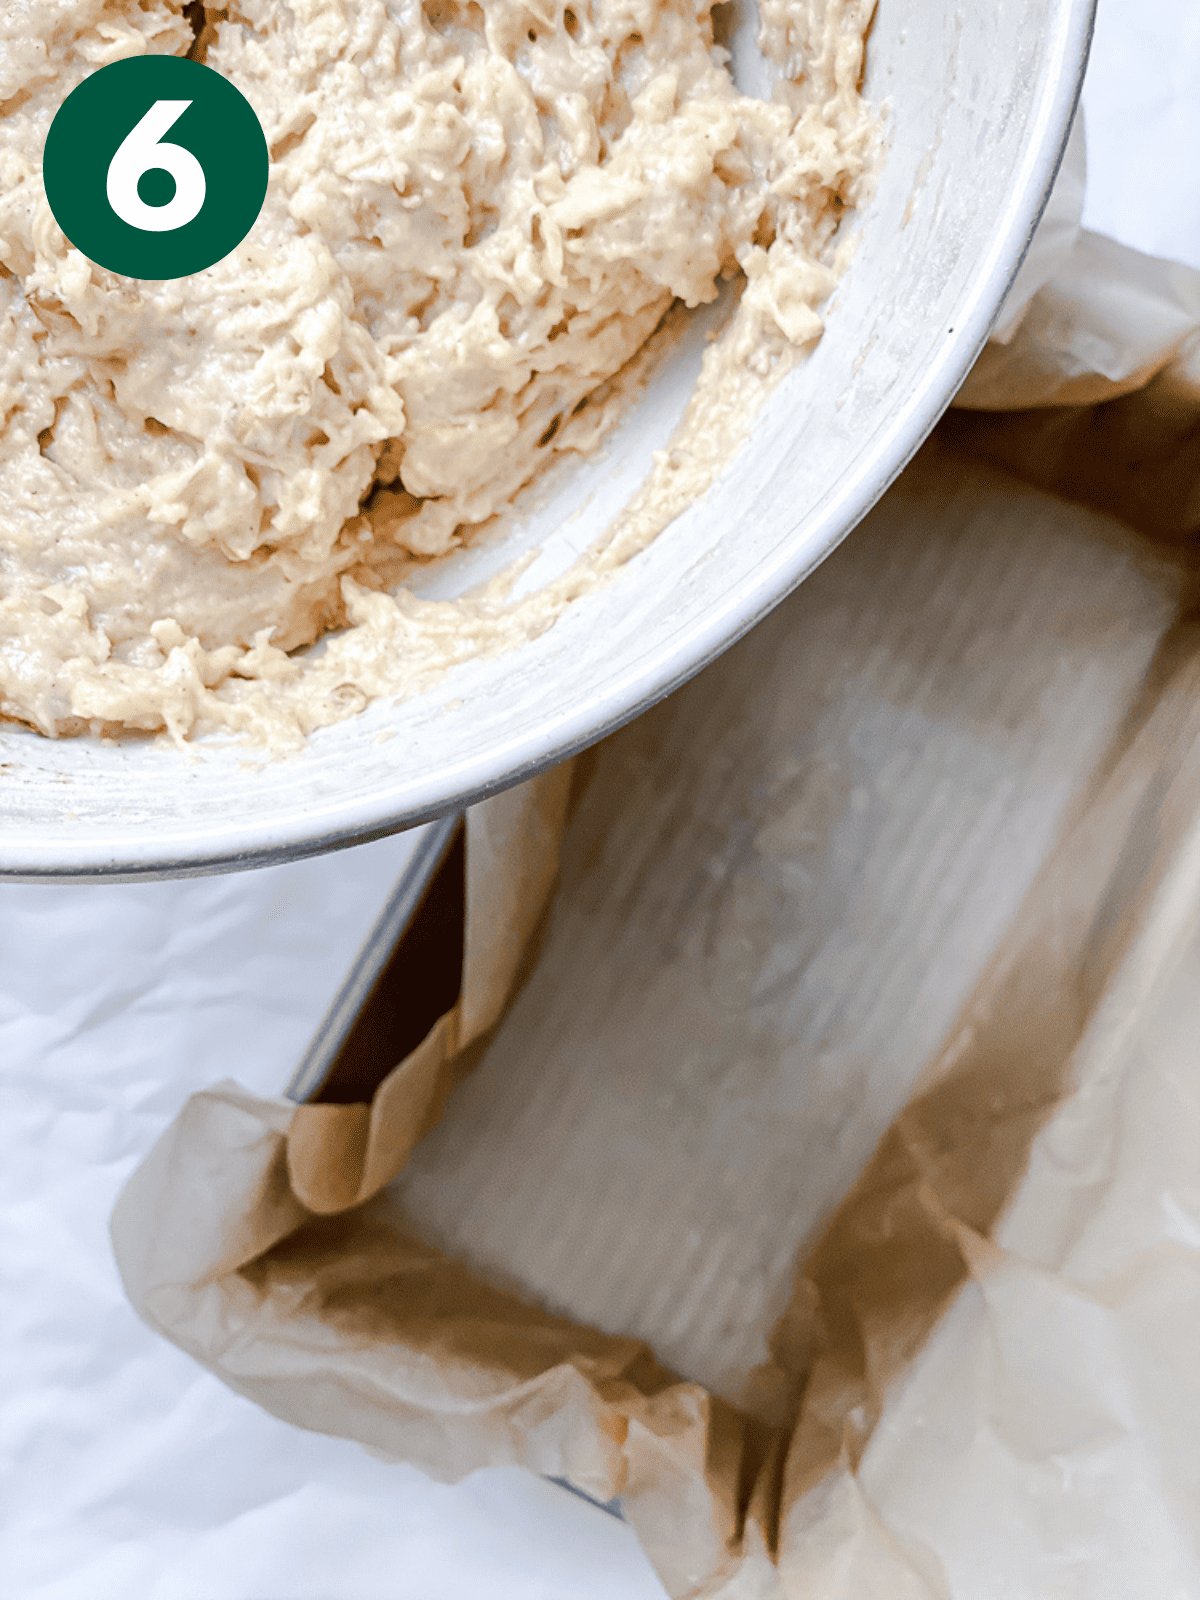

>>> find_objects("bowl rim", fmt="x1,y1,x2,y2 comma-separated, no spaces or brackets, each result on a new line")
3,0,1098,881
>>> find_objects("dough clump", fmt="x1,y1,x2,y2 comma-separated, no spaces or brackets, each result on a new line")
0,0,876,746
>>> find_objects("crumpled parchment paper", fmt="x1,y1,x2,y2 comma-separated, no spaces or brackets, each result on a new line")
108,179,1200,1599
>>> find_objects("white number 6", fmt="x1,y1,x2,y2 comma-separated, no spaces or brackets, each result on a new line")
106,99,206,232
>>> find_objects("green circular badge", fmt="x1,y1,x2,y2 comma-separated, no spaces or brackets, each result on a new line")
43,55,268,280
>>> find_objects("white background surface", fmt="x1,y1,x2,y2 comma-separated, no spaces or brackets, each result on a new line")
1081,0,1200,270
4,4,1199,1596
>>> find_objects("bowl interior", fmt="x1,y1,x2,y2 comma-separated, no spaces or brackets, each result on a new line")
0,0,1095,878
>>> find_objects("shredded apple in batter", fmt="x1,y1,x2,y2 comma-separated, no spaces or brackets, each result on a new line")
0,0,876,747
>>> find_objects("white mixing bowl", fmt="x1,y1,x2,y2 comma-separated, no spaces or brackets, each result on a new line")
0,0,1095,879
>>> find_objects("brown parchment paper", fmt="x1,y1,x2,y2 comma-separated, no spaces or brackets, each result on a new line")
112,228,1200,1599
952,229,1200,541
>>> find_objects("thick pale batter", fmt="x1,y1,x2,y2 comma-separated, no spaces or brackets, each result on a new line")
0,0,876,746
